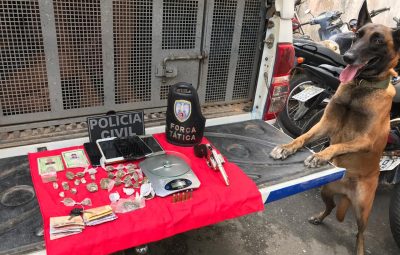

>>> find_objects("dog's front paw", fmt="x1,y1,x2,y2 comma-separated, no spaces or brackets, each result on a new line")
304,153,329,168
308,215,323,225
270,145,297,160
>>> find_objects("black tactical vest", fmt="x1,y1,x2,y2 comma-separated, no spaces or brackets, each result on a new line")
166,82,206,146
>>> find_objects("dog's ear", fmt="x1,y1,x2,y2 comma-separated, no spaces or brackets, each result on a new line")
393,28,400,51
356,0,372,30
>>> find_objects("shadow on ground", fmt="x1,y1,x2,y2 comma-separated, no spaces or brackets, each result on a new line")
120,185,399,255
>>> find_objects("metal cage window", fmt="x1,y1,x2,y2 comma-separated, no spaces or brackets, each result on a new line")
54,0,104,110
0,1,51,116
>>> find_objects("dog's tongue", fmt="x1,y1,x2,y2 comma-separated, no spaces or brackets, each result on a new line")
339,64,364,83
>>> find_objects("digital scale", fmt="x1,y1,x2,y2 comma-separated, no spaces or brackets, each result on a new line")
140,154,201,197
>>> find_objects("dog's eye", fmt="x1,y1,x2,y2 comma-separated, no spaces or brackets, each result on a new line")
371,33,385,45
374,38,384,44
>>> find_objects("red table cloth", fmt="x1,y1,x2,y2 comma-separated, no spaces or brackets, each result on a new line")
28,134,264,255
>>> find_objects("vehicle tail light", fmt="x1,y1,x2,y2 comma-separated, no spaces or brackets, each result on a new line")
264,43,295,120
297,57,304,64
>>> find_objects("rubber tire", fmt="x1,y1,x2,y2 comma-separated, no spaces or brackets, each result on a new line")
301,109,330,152
390,183,400,249
277,73,314,137
301,108,324,134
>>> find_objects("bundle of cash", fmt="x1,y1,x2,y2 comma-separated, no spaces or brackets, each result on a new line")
83,205,117,226
49,216,85,240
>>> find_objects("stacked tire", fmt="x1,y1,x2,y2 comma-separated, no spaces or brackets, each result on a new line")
390,183,400,248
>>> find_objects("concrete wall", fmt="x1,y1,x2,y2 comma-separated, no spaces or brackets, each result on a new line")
296,0,400,41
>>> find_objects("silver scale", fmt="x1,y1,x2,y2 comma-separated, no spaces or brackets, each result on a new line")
140,154,201,197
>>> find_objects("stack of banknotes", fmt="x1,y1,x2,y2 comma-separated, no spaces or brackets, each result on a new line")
83,205,118,226
49,216,85,240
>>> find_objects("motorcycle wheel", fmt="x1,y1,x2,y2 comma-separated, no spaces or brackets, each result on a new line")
384,119,400,248
277,74,327,137
301,109,330,152
390,183,400,249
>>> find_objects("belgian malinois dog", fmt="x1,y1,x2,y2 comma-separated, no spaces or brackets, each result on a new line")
270,3,399,255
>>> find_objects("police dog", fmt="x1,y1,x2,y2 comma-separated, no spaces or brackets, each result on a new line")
270,10,399,255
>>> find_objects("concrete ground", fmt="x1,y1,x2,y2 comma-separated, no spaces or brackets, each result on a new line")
120,185,399,255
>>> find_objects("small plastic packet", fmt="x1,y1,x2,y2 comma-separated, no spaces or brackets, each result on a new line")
140,183,155,200
84,167,97,175
41,167,57,183
123,188,135,196
107,179,116,192
109,191,120,203
111,193,145,213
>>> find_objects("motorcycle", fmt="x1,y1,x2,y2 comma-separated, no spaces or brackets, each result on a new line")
299,9,344,40
277,64,342,138
294,4,390,49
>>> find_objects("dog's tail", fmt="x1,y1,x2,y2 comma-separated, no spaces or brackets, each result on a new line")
336,196,350,222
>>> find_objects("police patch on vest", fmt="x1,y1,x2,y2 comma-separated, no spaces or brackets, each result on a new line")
174,100,191,123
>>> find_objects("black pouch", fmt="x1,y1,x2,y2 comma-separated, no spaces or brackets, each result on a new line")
166,82,205,146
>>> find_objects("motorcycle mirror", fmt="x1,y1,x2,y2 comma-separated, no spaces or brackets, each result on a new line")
349,19,358,32
304,9,314,18
349,19,357,27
